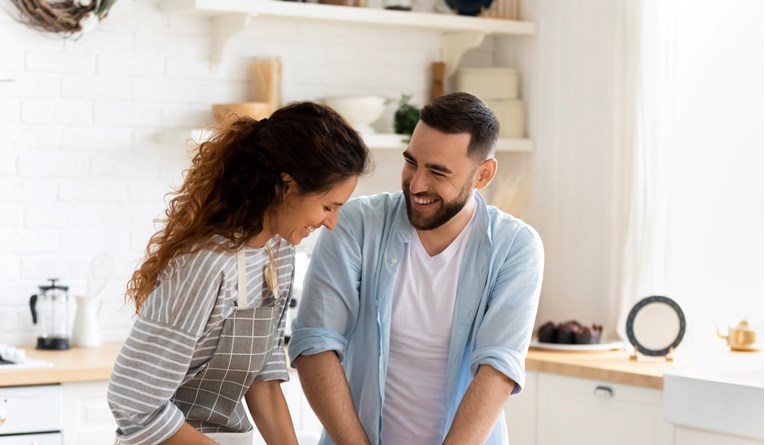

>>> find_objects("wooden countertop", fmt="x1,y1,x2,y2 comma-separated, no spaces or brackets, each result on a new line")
0,342,122,387
526,345,763,389
526,349,671,389
1,341,761,390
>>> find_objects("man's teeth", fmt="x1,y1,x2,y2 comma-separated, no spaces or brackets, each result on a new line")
414,196,436,205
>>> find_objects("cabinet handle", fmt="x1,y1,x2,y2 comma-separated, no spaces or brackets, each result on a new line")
593,385,613,398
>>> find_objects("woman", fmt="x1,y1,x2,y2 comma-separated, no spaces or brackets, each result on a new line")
107,102,370,445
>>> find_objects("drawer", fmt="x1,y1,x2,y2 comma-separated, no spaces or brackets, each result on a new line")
0,432,62,445
0,385,62,435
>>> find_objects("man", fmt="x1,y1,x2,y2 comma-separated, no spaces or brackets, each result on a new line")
288,92,544,445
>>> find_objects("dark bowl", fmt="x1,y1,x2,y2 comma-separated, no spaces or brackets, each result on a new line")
445,0,493,16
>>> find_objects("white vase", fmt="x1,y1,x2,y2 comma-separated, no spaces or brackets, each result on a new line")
72,295,102,348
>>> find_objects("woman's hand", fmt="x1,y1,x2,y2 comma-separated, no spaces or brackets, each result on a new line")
245,380,300,445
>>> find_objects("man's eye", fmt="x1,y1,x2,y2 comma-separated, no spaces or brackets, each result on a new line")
324,206,332,212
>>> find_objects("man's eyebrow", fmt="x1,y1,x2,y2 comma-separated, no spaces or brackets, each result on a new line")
403,151,453,175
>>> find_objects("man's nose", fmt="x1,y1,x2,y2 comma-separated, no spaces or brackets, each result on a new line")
408,168,429,194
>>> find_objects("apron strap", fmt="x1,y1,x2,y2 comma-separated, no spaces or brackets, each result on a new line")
236,248,248,308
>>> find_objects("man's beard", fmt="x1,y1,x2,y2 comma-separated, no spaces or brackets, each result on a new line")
403,178,473,231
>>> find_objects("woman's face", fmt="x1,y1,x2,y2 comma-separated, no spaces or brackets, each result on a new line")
274,175,359,245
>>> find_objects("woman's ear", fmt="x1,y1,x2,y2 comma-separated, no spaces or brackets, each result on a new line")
280,173,295,197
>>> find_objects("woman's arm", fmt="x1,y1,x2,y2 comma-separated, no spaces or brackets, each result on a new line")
245,380,299,445
163,422,218,445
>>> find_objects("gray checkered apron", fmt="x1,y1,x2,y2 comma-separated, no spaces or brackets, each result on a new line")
171,247,283,444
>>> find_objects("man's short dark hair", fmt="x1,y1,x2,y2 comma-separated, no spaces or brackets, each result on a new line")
419,92,499,161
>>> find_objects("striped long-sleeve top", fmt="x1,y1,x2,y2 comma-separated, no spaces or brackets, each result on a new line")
107,237,293,445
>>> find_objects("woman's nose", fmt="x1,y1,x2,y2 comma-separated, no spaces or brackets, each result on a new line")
322,214,338,231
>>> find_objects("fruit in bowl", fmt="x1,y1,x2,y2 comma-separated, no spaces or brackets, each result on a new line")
322,96,389,134
536,320,603,345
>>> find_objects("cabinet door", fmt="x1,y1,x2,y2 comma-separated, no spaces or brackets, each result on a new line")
675,426,761,445
536,373,673,445
504,371,537,444
62,381,116,445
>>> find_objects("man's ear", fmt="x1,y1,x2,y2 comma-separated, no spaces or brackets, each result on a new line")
474,158,497,190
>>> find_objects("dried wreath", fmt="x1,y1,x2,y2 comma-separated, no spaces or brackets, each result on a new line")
6,0,118,36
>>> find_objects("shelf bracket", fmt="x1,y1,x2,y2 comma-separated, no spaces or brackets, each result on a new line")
440,31,486,79
210,13,250,68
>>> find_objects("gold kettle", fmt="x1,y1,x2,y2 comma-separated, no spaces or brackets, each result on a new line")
717,320,759,351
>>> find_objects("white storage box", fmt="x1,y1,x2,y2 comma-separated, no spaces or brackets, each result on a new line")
486,99,525,138
456,68,519,100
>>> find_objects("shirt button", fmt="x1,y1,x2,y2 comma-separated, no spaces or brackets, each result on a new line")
390,257,398,264
405,234,412,240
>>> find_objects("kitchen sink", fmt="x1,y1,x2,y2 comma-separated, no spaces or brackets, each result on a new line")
664,364,764,440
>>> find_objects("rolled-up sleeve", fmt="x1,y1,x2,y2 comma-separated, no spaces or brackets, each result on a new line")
107,251,223,444
470,225,544,394
288,209,363,366
107,317,199,445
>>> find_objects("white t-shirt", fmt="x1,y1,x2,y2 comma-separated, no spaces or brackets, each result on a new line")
381,215,475,445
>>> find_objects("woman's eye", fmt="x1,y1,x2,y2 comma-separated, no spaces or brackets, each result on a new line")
324,206,332,212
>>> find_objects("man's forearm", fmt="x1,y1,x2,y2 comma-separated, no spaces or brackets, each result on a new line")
443,365,516,445
295,351,370,445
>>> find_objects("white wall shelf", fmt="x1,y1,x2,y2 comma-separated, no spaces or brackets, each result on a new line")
158,0,536,72
155,128,532,153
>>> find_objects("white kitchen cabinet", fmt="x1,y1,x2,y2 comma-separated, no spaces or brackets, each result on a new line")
535,373,673,445
674,426,761,445
61,381,116,445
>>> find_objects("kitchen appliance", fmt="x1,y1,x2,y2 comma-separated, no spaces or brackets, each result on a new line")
72,295,102,348
29,279,71,350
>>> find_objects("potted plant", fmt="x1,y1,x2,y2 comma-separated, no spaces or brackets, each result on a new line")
393,95,420,137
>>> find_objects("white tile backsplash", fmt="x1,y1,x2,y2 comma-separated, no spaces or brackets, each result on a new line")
0,0,461,344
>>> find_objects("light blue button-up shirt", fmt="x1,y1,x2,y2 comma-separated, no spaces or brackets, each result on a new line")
289,192,544,445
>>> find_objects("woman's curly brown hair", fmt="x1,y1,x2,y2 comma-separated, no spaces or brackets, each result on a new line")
127,102,370,313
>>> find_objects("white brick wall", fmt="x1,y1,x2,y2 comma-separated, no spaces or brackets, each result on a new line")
0,0,486,345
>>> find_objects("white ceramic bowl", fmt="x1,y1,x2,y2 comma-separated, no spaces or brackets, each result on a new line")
323,96,387,134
